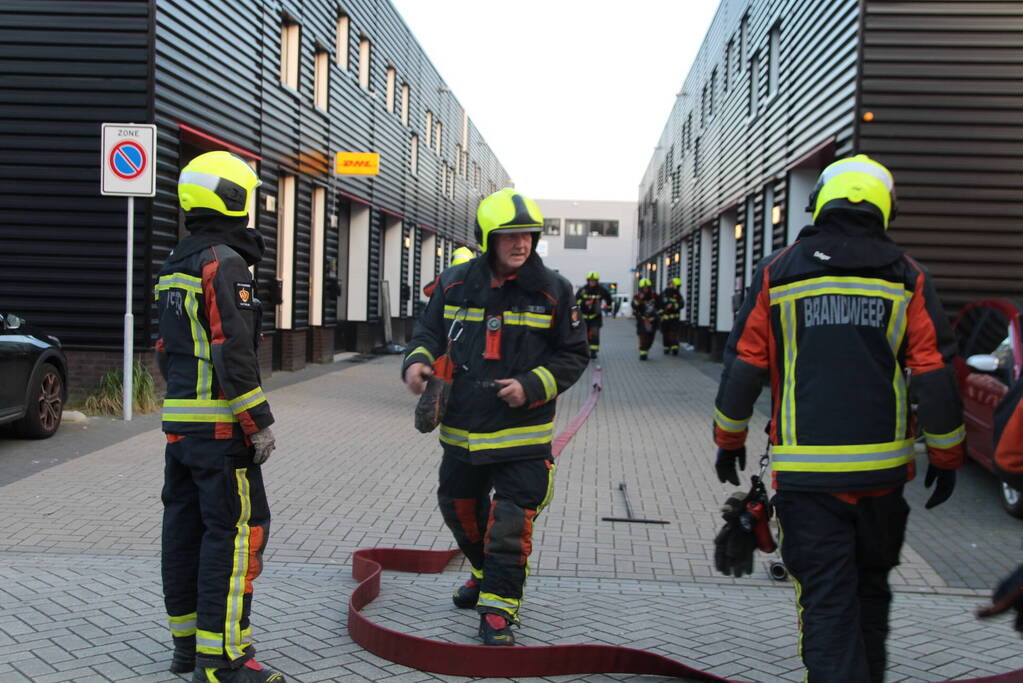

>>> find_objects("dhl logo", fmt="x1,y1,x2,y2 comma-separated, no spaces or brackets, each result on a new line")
336,152,380,175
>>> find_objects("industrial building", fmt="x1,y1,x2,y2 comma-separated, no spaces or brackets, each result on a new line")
0,0,509,396
636,0,1023,355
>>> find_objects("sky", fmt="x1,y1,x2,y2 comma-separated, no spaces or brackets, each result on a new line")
390,1,721,203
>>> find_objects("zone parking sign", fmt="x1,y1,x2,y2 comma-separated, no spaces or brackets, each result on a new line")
101,123,157,196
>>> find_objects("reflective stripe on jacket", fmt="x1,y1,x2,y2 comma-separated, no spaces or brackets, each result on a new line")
156,244,273,439
403,254,588,465
575,285,612,325
714,221,964,492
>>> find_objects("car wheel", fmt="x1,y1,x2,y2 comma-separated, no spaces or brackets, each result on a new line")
1002,481,1023,519
15,364,63,439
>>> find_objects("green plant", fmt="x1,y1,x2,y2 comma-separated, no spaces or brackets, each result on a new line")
83,361,158,416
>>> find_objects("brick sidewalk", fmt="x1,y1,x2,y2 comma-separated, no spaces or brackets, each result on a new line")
1,320,1021,682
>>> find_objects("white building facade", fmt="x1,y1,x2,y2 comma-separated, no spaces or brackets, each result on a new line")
533,199,638,305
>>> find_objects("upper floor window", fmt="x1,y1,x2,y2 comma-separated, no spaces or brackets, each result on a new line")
425,111,433,147
400,83,410,125
768,22,780,100
280,21,300,90
314,48,329,110
385,66,396,112
567,219,618,237
336,13,349,70
434,121,443,154
740,13,749,64
410,134,418,174
358,36,371,90
749,53,760,118
543,218,561,236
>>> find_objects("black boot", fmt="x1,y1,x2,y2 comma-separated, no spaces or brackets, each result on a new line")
192,658,285,682
170,635,196,673
452,574,481,608
478,612,515,646
589,350,597,359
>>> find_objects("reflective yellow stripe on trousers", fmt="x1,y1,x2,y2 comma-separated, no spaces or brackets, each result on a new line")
439,422,554,452
225,467,252,660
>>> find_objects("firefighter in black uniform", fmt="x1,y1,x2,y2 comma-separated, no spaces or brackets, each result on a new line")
575,271,613,359
713,155,965,683
632,278,660,360
402,188,588,645
659,276,685,355
156,151,284,683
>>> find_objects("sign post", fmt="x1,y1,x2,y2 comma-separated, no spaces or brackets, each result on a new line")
101,123,157,421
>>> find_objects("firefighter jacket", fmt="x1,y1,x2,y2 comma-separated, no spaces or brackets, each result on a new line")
403,253,589,465
633,291,661,332
575,284,612,327
155,219,274,440
714,214,965,492
659,287,685,321
994,374,1023,491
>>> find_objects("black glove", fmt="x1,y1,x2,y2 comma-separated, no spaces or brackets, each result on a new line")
978,564,1023,634
715,447,747,486
713,491,756,578
924,464,956,509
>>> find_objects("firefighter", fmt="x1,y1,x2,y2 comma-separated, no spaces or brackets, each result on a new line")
156,151,284,683
632,278,660,360
402,188,588,645
575,271,613,359
659,276,685,355
979,374,1023,632
712,155,964,683
422,247,475,298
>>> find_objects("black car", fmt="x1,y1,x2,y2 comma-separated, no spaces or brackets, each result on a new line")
0,312,67,438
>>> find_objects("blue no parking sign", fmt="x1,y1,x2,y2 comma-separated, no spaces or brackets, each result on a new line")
101,123,156,196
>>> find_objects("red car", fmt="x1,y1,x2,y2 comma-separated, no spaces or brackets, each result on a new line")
950,299,1023,518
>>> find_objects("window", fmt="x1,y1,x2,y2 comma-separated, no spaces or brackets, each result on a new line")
410,134,418,174
385,67,395,112
434,121,443,154
749,54,760,118
724,40,732,92
358,36,371,90
400,83,410,125
543,218,561,236
768,22,780,100
455,144,462,175
280,21,299,90
693,138,701,177
472,162,480,188
314,48,328,110
671,166,681,202
425,111,433,147
336,13,349,70
276,175,296,329
709,69,716,120
740,13,748,64
566,219,618,237
310,187,326,326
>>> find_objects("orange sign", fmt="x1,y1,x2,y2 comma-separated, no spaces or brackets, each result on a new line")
335,152,380,176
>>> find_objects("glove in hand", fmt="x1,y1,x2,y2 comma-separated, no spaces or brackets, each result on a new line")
923,464,956,509
715,447,747,486
251,426,276,465
713,491,756,578
977,564,1023,633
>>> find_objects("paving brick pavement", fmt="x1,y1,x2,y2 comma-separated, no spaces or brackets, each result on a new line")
0,320,1021,682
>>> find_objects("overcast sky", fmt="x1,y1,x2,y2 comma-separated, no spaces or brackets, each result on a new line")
391,1,721,203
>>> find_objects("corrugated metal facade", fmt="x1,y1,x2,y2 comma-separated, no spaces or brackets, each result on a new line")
639,0,1023,352
0,0,152,348
637,0,861,352
859,0,1023,312
0,0,509,367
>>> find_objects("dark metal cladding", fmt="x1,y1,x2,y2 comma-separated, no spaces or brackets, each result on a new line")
859,0,1023,312
0,0,511,357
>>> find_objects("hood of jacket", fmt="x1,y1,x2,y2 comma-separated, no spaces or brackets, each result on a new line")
795,212,904,270
169,214,265,266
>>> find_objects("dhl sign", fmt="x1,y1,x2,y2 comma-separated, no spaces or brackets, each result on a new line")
335,152,380,176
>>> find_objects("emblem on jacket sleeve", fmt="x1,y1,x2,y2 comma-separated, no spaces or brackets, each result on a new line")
235,282,255,310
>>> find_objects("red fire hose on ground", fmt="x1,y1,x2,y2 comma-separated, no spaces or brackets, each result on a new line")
347,367,1023,682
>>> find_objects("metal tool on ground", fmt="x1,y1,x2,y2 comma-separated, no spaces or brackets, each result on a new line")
602,482,670,524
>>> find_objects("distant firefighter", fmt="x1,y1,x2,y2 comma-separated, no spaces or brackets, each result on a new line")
632,278,660,360
575,271,613,359
659,276,685,355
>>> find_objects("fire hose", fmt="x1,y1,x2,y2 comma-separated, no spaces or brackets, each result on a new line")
348,366,1022,682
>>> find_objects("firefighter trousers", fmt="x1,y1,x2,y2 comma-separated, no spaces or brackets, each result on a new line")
162,436,270,668
661,318,680,351
585,320,602,353
437,453,556,620
774,487,908,683
636,320,656,357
